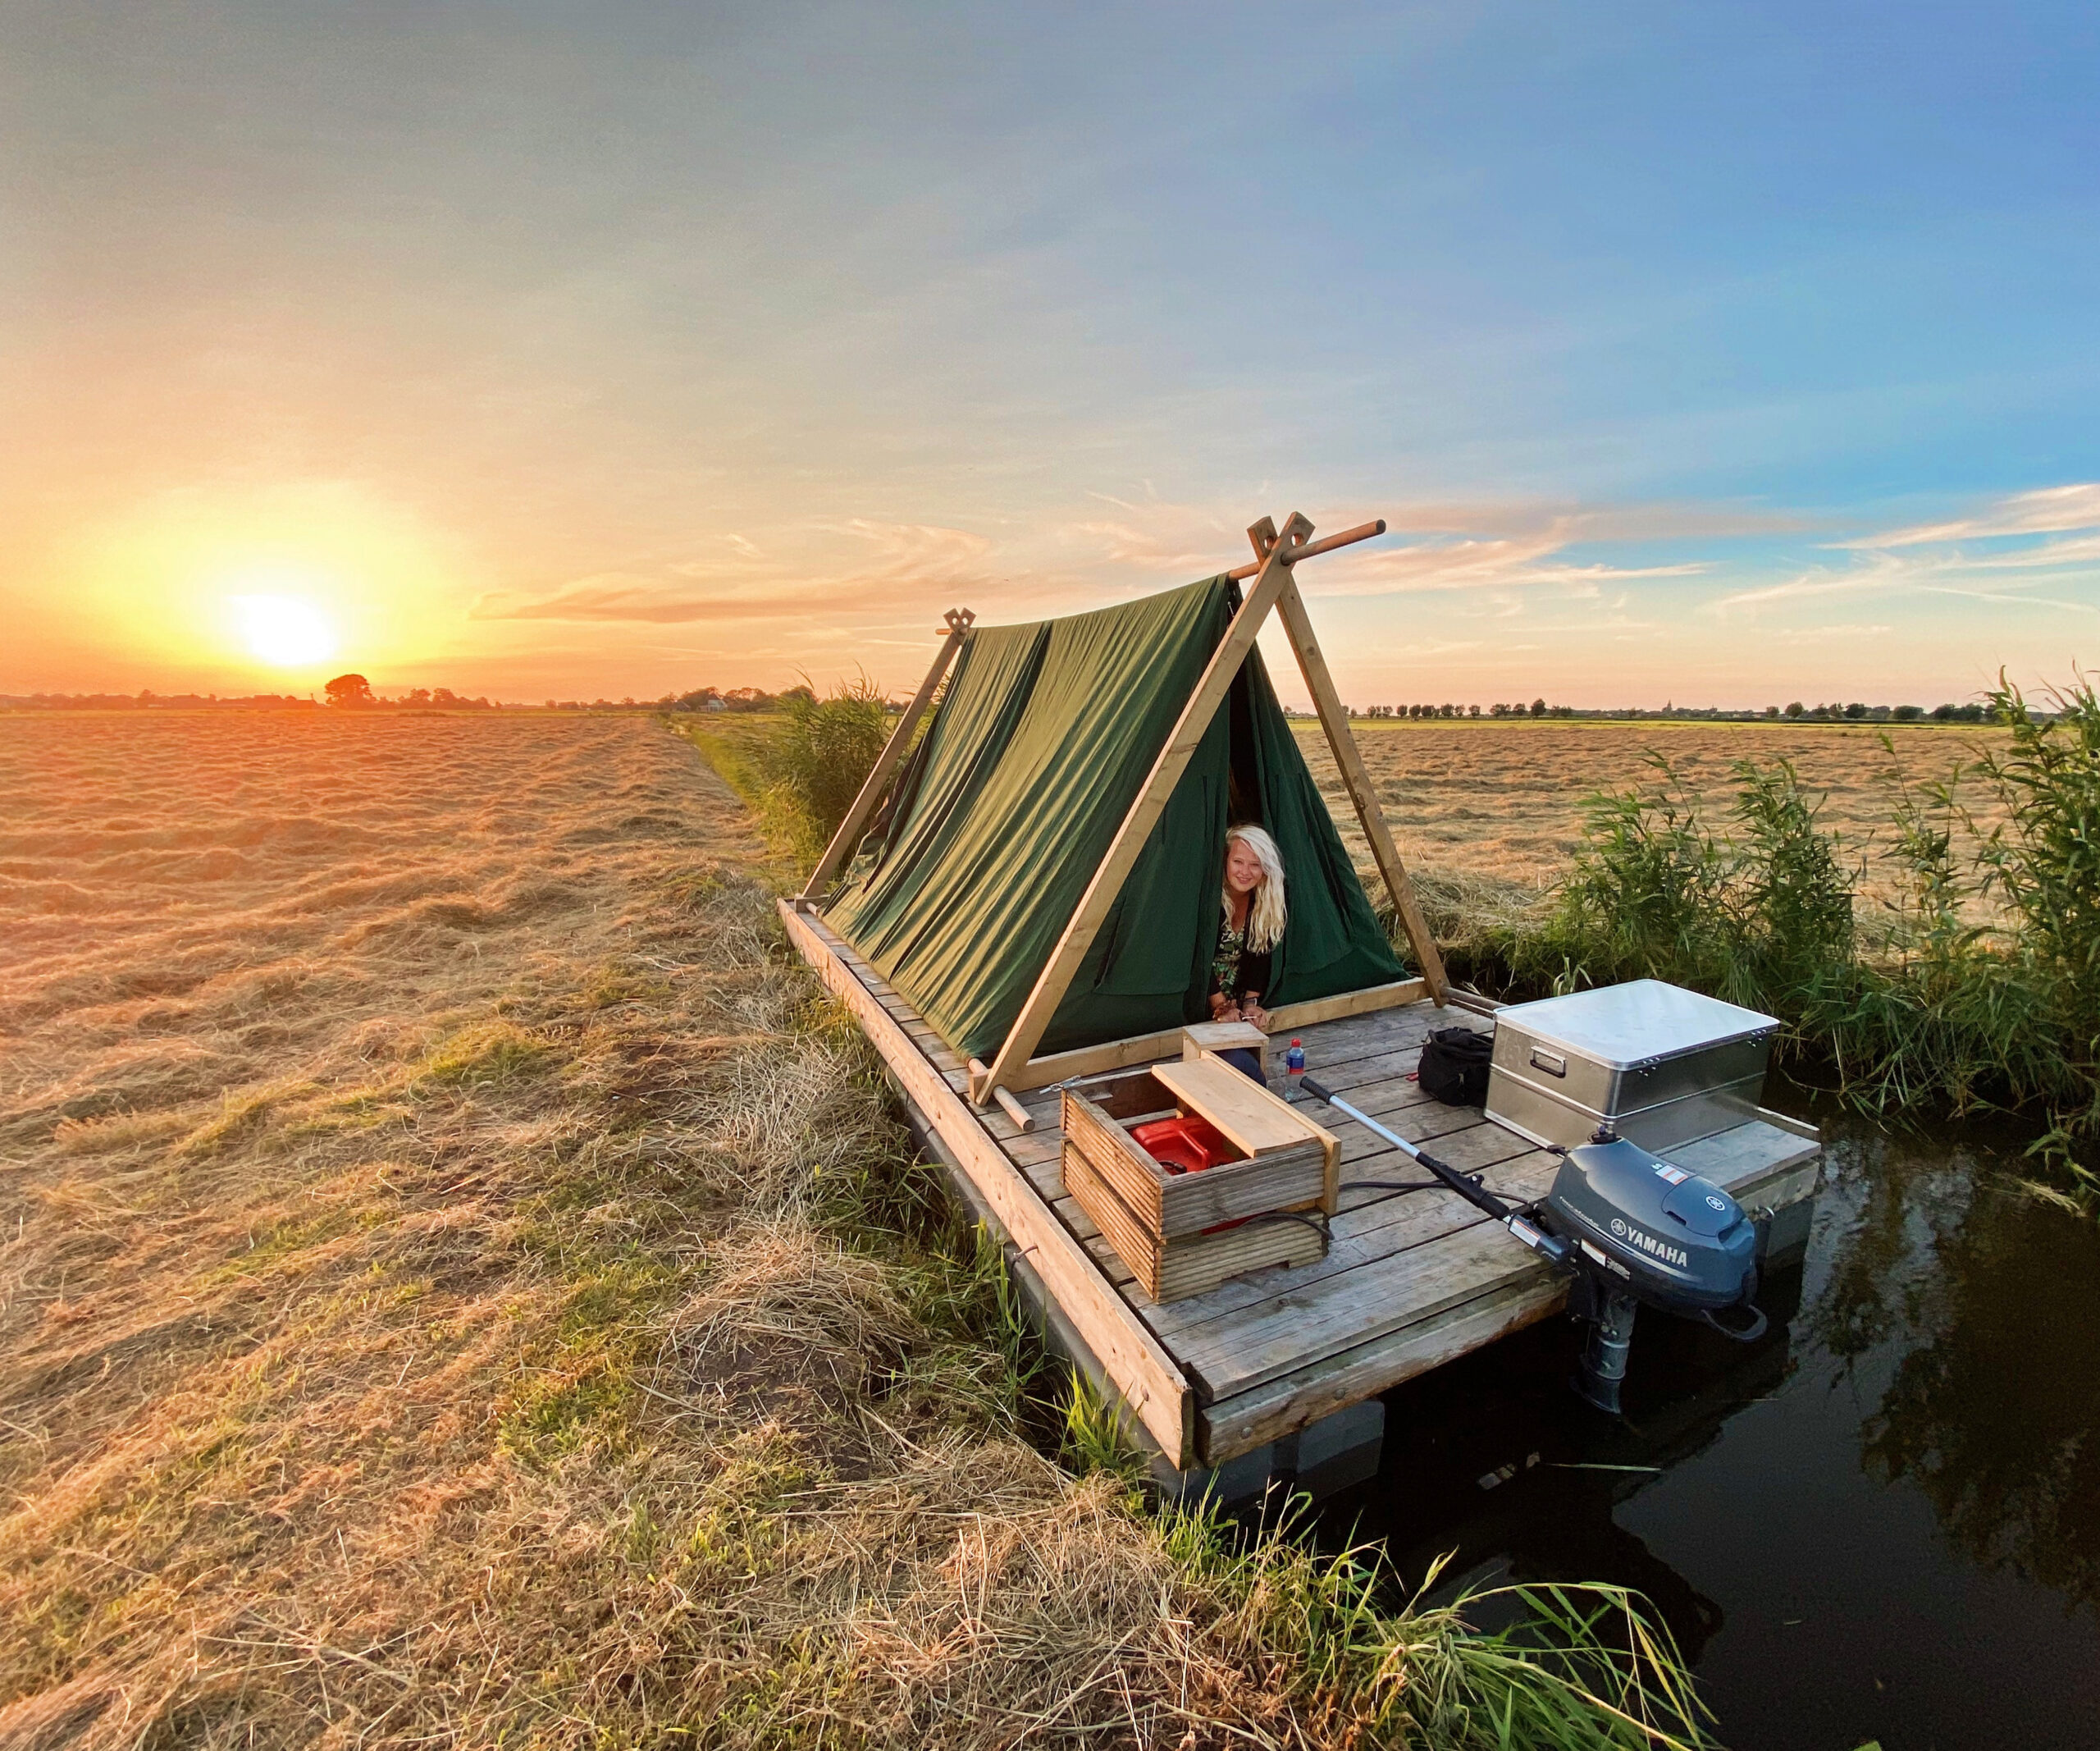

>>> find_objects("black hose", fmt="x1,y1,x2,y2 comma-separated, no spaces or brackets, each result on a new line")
1225,1210,1331,1239
1299,1074,1520,1222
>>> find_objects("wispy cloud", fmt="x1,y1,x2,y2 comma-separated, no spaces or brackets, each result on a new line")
471,576,796,624
1319,535,1706,597
1717,482,2100,622
1716,562,1900,612
472,519,998,623
1068,496,1755,598
1858,482,2100,548
1772,622,1895,642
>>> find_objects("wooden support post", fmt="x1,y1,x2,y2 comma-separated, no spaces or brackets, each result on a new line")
1272,574,1449,1002
972,515,1314,1102
797,606,975,903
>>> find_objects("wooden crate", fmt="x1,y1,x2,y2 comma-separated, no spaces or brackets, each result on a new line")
1060,1057,1338,1304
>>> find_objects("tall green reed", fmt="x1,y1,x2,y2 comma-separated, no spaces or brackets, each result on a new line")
1512,752,1856,1023
1436,677,2100,1197
763,675,892,864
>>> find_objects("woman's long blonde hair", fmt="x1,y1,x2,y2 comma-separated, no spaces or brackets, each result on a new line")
1222,823,1287,953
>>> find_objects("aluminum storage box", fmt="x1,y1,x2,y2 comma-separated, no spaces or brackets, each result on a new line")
1485,979,1778,1151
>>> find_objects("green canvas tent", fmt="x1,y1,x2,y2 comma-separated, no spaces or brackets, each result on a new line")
804,513,1448,1100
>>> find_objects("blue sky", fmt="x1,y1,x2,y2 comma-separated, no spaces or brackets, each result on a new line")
5,2,2096,704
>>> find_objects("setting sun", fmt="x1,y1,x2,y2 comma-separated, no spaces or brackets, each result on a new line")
229,594,340,668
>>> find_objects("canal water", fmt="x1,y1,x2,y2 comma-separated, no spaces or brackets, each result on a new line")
1319,1095,2100,1750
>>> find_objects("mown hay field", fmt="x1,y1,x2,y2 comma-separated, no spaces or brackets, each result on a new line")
1293,720,2004,907
4,710,1704,1750
0,711,1335,1748
690,710,2002,902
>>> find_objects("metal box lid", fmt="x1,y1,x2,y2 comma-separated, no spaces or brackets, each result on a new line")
1495,980,1777,1069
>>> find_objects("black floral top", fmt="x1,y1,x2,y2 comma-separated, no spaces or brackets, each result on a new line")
1208,915,1273,1004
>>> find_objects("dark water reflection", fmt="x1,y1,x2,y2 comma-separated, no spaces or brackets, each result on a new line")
1316,1096,2100,1750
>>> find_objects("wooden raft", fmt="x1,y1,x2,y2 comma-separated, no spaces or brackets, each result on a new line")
781,903,1823,1472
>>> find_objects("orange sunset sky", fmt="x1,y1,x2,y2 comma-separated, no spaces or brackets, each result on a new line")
4,9,2095,710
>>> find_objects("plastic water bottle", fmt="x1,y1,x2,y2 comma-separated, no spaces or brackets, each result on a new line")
1285,1038,1305,1097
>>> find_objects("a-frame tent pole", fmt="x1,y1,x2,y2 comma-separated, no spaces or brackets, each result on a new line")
971,515,1313,1103
796,606,975,907
1272,572,1449,1003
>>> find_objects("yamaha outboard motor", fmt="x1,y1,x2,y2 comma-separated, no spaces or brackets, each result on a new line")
1300,1082,1766,1415
1541,1124,1764,1412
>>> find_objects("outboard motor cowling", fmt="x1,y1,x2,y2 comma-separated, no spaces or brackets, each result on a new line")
1538,1127,1766,1412
1542,1132,1759,1313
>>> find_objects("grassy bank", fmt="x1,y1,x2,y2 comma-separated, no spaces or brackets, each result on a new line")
2,710,1710,1749
1406,677,2100,1199
677,683,892,871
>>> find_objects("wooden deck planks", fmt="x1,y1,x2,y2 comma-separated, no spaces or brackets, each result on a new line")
1194,1142,1823,1460
787,904,1824,1473
1148,1143,1560,1346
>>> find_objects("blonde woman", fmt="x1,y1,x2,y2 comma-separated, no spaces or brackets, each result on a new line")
1207,823,1285,1084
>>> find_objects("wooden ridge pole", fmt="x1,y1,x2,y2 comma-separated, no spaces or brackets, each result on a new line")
797,606,974,906
972,514,1314,1102
1225,517,1386,580
1270,565,1449,1002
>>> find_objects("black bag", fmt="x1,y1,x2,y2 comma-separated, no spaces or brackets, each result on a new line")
1418,1026,1493,1106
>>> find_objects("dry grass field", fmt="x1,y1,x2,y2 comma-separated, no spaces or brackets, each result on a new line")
2,711,1410,1749
696,708,1998,904
1294,720,2003,914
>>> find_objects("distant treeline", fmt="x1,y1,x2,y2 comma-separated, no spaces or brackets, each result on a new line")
5,683,2013,725
663,685,816,713
1340,699,2011,723
2,685,511,711
2,682,829,712
518,686,824,711
2,690,331,710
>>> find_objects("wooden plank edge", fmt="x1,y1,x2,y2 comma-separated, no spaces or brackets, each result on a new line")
998,1025,1193,1095
1751,1104,1822,1144
1202,1275,1559,1464
1270,978,1429,1031
779,899,1197,1466
993,981,1434,1096
1198,1141,1824,1465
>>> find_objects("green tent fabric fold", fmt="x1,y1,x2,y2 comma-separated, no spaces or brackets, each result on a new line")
824,575,1408,1063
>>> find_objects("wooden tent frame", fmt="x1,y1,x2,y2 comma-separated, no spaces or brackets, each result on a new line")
793,513,1449,1104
